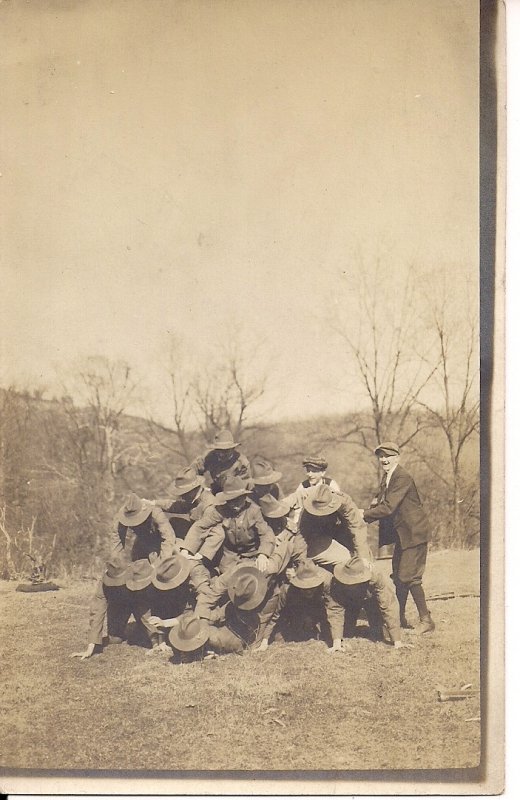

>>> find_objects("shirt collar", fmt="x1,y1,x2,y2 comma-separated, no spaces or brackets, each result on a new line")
385,463,399,485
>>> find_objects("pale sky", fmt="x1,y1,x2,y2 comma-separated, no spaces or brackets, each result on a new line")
0,0,479,423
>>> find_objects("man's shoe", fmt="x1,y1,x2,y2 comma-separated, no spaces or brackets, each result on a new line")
411,614,435,635
107,635,124,645
400,617,414,630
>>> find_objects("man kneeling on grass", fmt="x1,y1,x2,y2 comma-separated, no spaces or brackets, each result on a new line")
328,557,413,653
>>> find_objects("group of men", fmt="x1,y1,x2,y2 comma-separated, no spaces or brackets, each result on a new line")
72,430,434,663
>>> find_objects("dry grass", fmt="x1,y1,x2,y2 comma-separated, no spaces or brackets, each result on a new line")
0,550,480,772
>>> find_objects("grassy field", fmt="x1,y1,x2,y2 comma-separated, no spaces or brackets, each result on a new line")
0,550,480,773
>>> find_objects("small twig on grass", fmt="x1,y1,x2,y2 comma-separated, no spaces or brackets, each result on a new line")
271,717,286,728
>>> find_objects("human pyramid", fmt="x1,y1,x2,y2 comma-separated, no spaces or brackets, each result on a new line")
72,430,435,663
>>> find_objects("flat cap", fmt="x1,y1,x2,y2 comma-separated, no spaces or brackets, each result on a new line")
374,441,400,456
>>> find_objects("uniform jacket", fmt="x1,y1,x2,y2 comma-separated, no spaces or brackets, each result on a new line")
183,498,275,562
298,494,370,561
190,450,251,491
363,464,430,549
155,489,217,539
110,504,176,562
264,528,308,577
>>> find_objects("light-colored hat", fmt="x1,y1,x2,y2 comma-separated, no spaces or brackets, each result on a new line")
228,564,268,610
118,493,153,527
258,494,291,519
250,457,282,485
334,557,372,586
102,554,130,587
303,484,342,516
211,429,239,450
166,467,204,496
302,455,328,470
290,558,325,589
374,441,400,456
168,612,210,652
126,559,155,591
214,476,252,504
152,554,190,590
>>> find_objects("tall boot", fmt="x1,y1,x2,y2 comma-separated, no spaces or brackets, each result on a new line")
395,581,413,629
409,584,435,634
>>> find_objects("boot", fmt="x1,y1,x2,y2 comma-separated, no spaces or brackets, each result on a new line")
411,612,435,635
400,616,414,630
107,635,124,645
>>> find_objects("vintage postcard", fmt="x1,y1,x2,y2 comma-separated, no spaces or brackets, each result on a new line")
0,0,504,795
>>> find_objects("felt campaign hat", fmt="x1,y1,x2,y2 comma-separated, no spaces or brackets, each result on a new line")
302,455,328,470
168,612,210,652
374,441,400,456
303,484,342,516
211,429,239,450
118,493,153,527
152,554,190,590
334,556,372,586
214,476,252,504
250,457,282,485
228,564,268,611
126,558,156,591
102,554,130,587
258,494,291,519
166,467,204,497
290,558,325,589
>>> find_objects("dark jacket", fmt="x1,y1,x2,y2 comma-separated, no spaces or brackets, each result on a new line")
363,464,430,549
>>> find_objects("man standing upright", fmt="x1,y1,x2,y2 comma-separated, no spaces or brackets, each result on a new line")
362,442,434,634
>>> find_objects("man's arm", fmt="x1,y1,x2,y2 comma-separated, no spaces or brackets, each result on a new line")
194,571,231,621
252,505,276,557
151,506,177,558
338,495,371,561
363,471,412,523
183,506,225,561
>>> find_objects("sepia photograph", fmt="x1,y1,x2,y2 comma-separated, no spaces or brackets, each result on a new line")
0,0,504,794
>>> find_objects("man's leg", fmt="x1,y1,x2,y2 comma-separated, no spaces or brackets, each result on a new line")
399,544,434,634
391,542,412,628
105,586,132,643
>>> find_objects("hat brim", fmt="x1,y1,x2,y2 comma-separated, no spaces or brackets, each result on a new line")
228,566,268,610
118,506,152,526
152,562,190,590
102,573,128,587
374,448,399,456
168,619,210,651
290,574,324,589
211,441,240,450
303,494,342,516
126,575,154,591
302,463,328,471
167,478,204,496
214,488,252,504
253,471,282,486
333,564,372,585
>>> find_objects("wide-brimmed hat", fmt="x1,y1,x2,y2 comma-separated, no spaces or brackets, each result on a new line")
214,476,252,505
258,494,290,519
152,554,190,590
290,558,325,589
168,612,210,652
166,467,204,497
250,457,282,485
126,559,156,591
118,493,153,526
211,429,239,450
334,556,372,585
302,455,328,470
303,484,342,516
102,554,130,587
228,564,268,610
374,441,400,456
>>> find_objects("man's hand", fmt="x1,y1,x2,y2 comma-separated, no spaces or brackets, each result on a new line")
180,549,202,561
147,615,165,627
70,643,96,660
256,554,269,573
393,640,414,650
253,639,269,653
149,551,159,563
369,497,379,508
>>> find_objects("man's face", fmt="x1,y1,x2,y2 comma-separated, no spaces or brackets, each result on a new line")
254,483,273,498
227,494,248,514
378,453,400,473
306,467,326,485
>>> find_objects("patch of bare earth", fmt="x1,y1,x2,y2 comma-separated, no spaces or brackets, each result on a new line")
0,550,480,771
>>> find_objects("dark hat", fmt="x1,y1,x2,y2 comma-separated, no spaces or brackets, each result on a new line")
211,429,239,450
214,476,252,504
152,554,190,590
302,455,328,470
118,493,153,526
290,558,325,589
102,554,130,587
250,457,282,485
126,558,156,591
168,612,210,652
166,467,204,496
334,556,372,586
374,441,400,456
228,564,268,610
303,484,342,516
258,494,291,519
